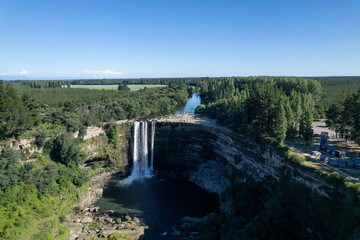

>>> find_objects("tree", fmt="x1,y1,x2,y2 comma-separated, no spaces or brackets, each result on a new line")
300,108,313,144
0,82,39,139
50,134,86,166
117,84,130,91
275,101,287,144
35,131,47,148
0,147,21,190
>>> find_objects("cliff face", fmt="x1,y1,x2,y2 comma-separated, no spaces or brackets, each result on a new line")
153,122,334,198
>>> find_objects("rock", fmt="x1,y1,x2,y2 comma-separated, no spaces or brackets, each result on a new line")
82,216,94,223
181,222,200,232
105,210,114,215
181,217,204,224
171,226,181,237
124,215,132,222
190,232,200,237
89,206,99,212
133,216,140,223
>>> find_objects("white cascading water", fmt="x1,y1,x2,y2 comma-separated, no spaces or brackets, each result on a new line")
121,120,155,184
150,120,155,175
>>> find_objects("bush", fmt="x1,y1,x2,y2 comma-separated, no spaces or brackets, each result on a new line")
50,134,86,167
195,104,206,114
34,131,47,148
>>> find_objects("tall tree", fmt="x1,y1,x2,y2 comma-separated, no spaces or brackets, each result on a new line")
275,101,287,144
300,108,313,144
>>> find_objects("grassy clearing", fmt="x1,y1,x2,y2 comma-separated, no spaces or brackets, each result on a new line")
69,84,167,91
335,168,360,180
301,160,334,174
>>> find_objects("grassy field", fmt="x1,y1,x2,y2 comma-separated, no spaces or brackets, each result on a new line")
69,84,167,91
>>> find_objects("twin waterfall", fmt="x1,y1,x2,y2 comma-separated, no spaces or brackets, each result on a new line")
122,120,156,184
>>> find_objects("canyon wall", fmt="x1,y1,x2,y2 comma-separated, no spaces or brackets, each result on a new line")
153,122,334,198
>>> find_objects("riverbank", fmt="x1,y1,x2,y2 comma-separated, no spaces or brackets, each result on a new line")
61,170,147,240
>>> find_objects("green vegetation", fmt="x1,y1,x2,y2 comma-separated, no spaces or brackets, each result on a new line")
4,81,191,140
0,82,40,140
309,76,360,108
68,84,167,91
10,78,199,87
326,89,360,144
0,143,87,239
198,76,321,143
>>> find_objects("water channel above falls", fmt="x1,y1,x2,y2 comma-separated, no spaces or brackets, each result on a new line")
174,92,201,115
95,93,218,239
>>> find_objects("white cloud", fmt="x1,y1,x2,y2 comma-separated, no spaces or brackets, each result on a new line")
0,69,29,76
19,69,28,75
84,69,123,77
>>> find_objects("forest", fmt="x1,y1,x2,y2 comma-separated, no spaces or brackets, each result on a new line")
197,76,322,144
326,89,360,144
10,78,200,88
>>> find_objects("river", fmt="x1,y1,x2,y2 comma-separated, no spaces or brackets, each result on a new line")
174,92,201,115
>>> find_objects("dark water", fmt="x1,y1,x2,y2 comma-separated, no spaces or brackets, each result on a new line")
96,176,218,239
174,92,201,115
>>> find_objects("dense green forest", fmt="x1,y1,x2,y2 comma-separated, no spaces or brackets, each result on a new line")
197,76,322,144
2,81,191,140
9,78,200,88
326,89,360,143
307,76,360,108
9,76,360,109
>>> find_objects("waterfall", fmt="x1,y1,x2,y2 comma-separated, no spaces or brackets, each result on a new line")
150,120,155,175
121,120,155,184
132,121,140,177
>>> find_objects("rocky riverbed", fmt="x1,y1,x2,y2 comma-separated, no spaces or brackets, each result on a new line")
61,170,146,240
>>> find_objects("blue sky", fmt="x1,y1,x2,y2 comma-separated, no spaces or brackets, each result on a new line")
0,0,359,79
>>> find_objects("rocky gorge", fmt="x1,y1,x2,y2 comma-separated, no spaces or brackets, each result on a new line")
4,116,345,239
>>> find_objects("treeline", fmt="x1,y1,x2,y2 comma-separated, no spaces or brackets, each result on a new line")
308,76,360,107
10,80,63,88
3,81,191,140
327,89,360,143
61,78,199,86
310,76,360,87
10,77,200,87
197,77,322,143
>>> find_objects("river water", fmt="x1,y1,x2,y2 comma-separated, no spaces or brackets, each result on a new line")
174,92,201,115
96,177,217,239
